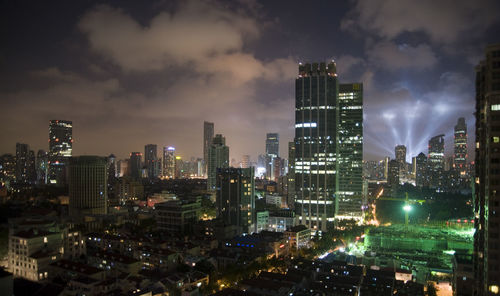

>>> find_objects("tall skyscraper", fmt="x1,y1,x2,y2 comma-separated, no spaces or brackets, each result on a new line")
68,156,108,217
287,142,296,209
207,134,229,190
395,145,407,170
241,155,250,168
129,152,142,180
415,152,428,188
387,159,400,189
144,144,160,179
163,147,176,179
36,150,48,184
216,167,255,234
473,43,500,296
295,61,364,232
454,117,468,177
336,83,363,220
15,143,30,183
203,121,214,177
428,134,445,189
266,133,279,157
48,120,72,185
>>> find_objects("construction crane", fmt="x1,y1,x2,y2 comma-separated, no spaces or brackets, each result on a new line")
374,192,426,229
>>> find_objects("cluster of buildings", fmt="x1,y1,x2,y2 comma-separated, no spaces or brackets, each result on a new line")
364,116,471,194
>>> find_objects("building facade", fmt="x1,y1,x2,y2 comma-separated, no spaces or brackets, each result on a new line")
144,144,160,179
473,43,500,296
203,121,214,177
428,134,445,189
68,156,108,217
129,152,142,180
336,83,363,220
454,117,468,178
207,134,229,190
163,147,176,179
216,167,255,234
48,120,72,185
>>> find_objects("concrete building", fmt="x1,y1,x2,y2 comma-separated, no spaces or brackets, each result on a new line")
473,43,500,296
129,152,142,180
428,134,445,189
68,156,108,217
155,198,201,235
453,117,468,177
216,167,255,234
144,144,160,179
207,134,229,190
48,120,72,185
203,121,214,177
163,146,176,179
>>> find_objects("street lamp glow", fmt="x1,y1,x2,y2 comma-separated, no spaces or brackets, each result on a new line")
403,205,412,212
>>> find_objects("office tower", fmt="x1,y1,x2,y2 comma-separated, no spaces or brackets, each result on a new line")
48,120,72,185
415,153,427,188
203,121,215,177
454,117,468,177
387,159,400,188
473,43,500,296
36,150,48,184
144,144,159,179
384,156,390,180
107,154,117,179
266,133,279,157
175,156,183,178
129,152,142,180
272,156,282,181
0,154,16,185
241,155,250,168
428,134,445,189
336,83,363,220
395,145,407,171
287,142,296,209
216,167,255,233
68,156,108,216
207,134,229,190
295,61,349,231
15,143,30,183
163,147,176,179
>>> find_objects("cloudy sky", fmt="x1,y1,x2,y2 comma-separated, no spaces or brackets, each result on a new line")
1,0,499,163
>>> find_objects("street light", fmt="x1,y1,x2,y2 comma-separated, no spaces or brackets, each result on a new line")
403,204,412,229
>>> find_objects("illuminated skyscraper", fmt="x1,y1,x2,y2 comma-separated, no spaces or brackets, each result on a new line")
163,147,176,179
207,134,229,190
336,83,363,220
216,167,255,234
68,156,108,217
453,117,467,177
428,134,445,189
48,120,72,185
15,143,33,183
36,150,48,184
129,152,142,180
144,144,159,179
266,133,279,157
294,62,363,231
415,152,428,188
203,121,214,177
287,142,296,209
387,159,400,189
395,145,407,171
473,43,500,296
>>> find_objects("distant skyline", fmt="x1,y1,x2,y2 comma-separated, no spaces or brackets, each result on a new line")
1,0,499,161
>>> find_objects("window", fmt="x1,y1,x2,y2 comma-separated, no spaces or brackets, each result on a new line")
43,237,48,243
493,104,500,111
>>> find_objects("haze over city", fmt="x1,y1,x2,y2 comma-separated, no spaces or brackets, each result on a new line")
2,0,500,161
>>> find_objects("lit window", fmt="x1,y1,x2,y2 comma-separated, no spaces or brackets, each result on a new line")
490,285,499,294
43,237,48,243
495,137,500,143
492,104,500,111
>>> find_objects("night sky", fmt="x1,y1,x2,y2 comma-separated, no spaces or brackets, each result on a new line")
1,0,499,163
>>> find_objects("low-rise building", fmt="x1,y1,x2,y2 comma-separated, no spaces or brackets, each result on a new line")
284,225,311,251
155,198,201,235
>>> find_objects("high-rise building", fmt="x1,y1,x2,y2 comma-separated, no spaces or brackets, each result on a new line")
36,150,49,184
287,142,296,209
163,147,176,179
473,43,500,296
266,133,279,157
294,62,364,231
203,121,214,177
68,156,108,217
336,83,363,220
395,145,407,171
207,134,229,190
15,143,31,183
129,152,142,180
48,120,72,185
387,159,400,189
415,152,428,188
454,117,468,177
241,155,250,168
216,167,255,234
428,134,445,189
144,144,159,179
